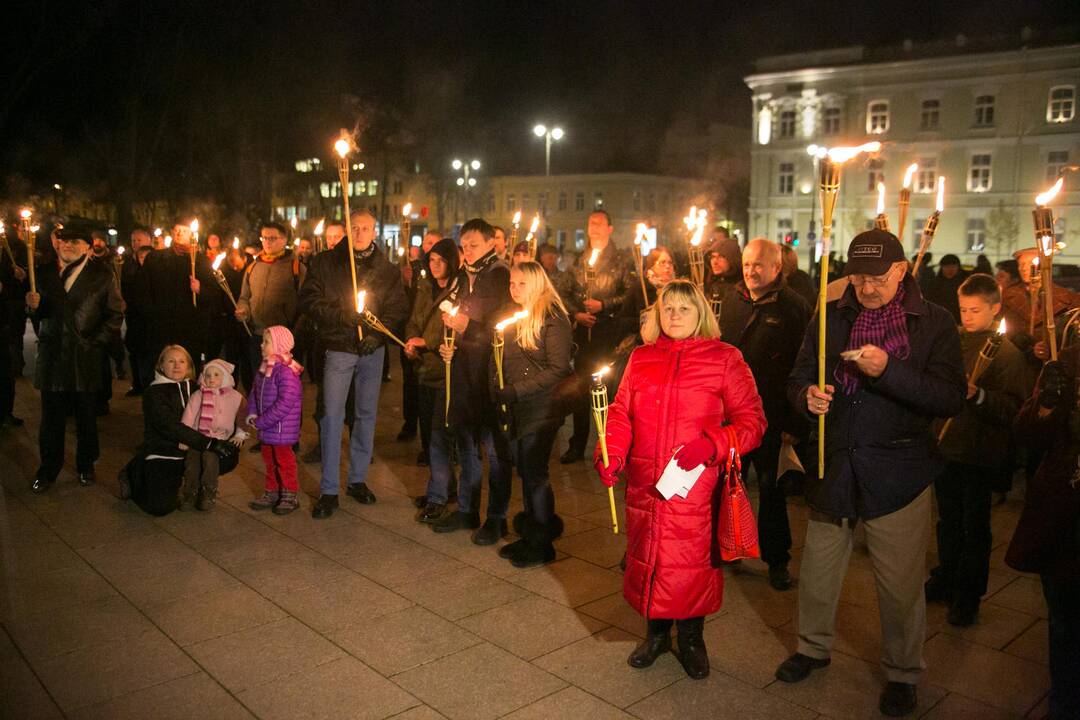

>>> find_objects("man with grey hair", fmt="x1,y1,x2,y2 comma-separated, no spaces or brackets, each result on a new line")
777,229,965,717
717,238,810,591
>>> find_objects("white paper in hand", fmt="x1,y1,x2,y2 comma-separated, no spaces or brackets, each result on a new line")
655,447,707,500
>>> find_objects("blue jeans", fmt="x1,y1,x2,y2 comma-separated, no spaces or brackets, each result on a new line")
428,389,511,517
1042,574,1080,719
320,349,384,495
513,425,558,526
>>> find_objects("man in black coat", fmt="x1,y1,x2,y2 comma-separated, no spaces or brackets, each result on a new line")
776,229,965,717
431,218,514,544
299,209,408,519
121,228,154,395
717,238,811,591
560,210,632,463
25,221,123,493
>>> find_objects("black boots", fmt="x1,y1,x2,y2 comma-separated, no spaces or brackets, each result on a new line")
628,619,673,668
674,617,709,679
501,514,561,568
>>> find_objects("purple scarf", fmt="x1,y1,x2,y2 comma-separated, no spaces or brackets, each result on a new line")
835,282,911,394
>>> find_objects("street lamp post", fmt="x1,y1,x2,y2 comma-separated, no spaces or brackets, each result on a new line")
452,158,481,222
532,124,564,177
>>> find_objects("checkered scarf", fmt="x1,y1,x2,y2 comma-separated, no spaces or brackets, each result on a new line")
835,282,910,394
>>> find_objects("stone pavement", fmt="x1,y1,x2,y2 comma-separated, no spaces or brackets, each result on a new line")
0,361,1051,719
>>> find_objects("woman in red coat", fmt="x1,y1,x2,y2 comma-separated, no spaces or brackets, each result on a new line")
596,280,766,679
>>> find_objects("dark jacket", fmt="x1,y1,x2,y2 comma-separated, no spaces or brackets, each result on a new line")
703,237,742,300
30,254,123,393
934,329,1028,468
446,252,511,426
786,268,817,309
496,306,573,438
924,270,969,324
566,242,633,351
720,279,811,438
1006,346,1080,582
142,246,221,360
299,240,408,355
788,274,966,519
141,376,214,458
405,277,457,389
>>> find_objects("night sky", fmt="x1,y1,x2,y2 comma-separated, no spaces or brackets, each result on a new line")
3,0,1078,195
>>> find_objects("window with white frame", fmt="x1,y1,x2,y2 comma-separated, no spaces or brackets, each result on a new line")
778,163,795,194
776,218,793,243
778,110,796,138
867,158,885,191
916,158,937,193
1047,151,1070,183
968,154,992,192
823,107,841,135
974,95,995,126
506,194,516,211
1048,86,1075,123
966,218,987,252
574,192,584,211
867,100,890,134
920,99,940,130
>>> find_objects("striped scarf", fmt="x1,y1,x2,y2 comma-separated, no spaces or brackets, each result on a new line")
835,282,911,395
197,388,221,435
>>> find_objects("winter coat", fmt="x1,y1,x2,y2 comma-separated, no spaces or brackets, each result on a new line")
604,336,767,620
141,375,215,459
446,254,511,427
236,250,307,333
924,270,969,324
30,254,123,393
934,329,1028,468
496,306,574,438
298,239,408,355
181,372,247,442
142,247,221,361
247,362,303,445
786,268,817,309
566,242,633,352
788,274,966,520
718,279,811,439
405,278,456,389
1006,345,1080,582
120,250,152,334
703,237,742,296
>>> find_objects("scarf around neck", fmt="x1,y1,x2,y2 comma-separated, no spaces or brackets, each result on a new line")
835,282,911,394
464,249,498,275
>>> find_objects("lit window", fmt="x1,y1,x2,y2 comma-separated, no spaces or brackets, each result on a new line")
558,192,567,210
776,218,793,243
757,105,772,145
778,163,794,195
778,110,796,139
574,192,584,211
966,218,987,252
367,180,378,197
1048,86,1075,123
594,191,604,208
823,107,841,135
867,159,885,191
574,229,586,249
506,194,516,211
916,158,937,193
299,206,308,220
320,183,330,198
974,95,995,127
920,99,940,131
867,100,890,134
968,154,992,192
295,160,312,173
1047,151,1070,183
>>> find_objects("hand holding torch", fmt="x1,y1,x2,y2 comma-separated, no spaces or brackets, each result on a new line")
335,131,363,342
493,311,528,432
359,291,408,348
897,163,917,242
1033,178,1065,361
912,177,945,278
439,301,458,427
211,253,252,336
938,319,1006,442
591,365,618,534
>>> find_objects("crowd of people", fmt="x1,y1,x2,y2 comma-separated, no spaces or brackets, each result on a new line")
2,209,1078,718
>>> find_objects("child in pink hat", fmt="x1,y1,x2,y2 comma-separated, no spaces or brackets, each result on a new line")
180,358,247,510
247,326,304,514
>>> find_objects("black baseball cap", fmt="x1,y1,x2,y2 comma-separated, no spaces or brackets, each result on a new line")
844,229,906,276
55,221,95,244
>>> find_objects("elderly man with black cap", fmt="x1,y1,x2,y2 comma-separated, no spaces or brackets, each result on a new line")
25,221,123,493
776,229,965,717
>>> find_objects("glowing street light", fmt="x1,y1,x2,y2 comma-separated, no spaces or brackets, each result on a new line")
452,158,481,188
533,124,564,176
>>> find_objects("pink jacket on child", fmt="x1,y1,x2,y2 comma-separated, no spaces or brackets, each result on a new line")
181,359,249,442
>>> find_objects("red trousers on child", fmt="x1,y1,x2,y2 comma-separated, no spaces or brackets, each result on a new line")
261,444,298,493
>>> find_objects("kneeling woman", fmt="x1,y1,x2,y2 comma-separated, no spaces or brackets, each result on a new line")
495,262,573,566
596,280,765,679
123,345,236,516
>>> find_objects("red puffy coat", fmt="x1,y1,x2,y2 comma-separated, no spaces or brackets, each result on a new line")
604,335,766,620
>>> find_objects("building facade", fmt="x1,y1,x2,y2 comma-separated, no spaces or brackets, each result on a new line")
745,36,1079,266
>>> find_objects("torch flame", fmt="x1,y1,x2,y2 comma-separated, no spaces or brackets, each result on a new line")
397,246,405,257
19,208,31,220
232,237,240,249
334,137,351,159
154,228,162,237
903,163,918,189
997,318,1007,335
634,223,647,245
117,245,125,256
448,305,459,317
212,253,225,271
164,236,172,248
593,365,611,381
588,248,600,267
826,141,882,164
190,219,199,234
402,203,412,217
0,222,5,233
528,214,540,234
935,177,946,213
290,217,297,229
314,219,325,235
690,211,708,247
512,210,522,227
495,310,529,332
356,291,366,313
684,206,698,230
1040,235,1055,257
1036,177,1065,207
876,182,886,214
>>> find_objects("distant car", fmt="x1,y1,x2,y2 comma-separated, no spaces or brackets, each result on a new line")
1054,264,1080,293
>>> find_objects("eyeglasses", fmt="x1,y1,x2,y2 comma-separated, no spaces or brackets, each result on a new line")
259,236,284,243
849,273,894,287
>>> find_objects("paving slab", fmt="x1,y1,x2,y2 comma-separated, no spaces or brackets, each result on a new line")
330,605,481,676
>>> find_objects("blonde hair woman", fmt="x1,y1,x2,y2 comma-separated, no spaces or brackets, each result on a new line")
494,261,573,567
597,280,766,679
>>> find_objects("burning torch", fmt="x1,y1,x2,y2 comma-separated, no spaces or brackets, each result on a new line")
400,203,413,266
493,310,529,431
938,318,1006,442
874,182,890,232
525,214,540,260
508,210,522,253
313,219,325,253
585,247,600,342
1033,177,1065,361
897,163,917,243
439,301,458,427
911,177,945,278
687,209,707,288
211,253,252,336
633,223,649,306
591,365,619,534
19,209,36,294
359,290,407,349
335,131,364,343
189,218,200,307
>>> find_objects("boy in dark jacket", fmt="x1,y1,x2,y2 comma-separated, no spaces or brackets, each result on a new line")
927,274,1028,626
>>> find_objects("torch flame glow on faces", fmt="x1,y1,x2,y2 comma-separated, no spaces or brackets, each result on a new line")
495,310,529,332
402,203,412,217
935,177,946,213
903,163,918,189
997,318,1007,335
356,291,366,313
826,142,882,164
588,248,600,267
512,210,521,227
314,219,325,235
212,253,225,271
1036,177,1065,207
593,365,611,382
876,182,886,214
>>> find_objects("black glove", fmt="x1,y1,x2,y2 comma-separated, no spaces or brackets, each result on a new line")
495,385,517,404
206,438,238,464
357,336,382,356
1037,360,1070,409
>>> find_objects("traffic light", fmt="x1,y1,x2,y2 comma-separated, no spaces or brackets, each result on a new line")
791,231,799,247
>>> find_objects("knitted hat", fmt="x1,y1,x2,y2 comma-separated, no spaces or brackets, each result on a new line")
200,358,236,389
260,326,303,376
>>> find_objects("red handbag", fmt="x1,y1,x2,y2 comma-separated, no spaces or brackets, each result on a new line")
717,426,760,562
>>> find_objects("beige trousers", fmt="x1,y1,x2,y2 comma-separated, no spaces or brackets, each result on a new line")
796,487,931,684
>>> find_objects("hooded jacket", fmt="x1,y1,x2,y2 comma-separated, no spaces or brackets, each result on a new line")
142,374,216,459
181,359,248,442
247,331,303,446
404,238,459,389
703,237,742,301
